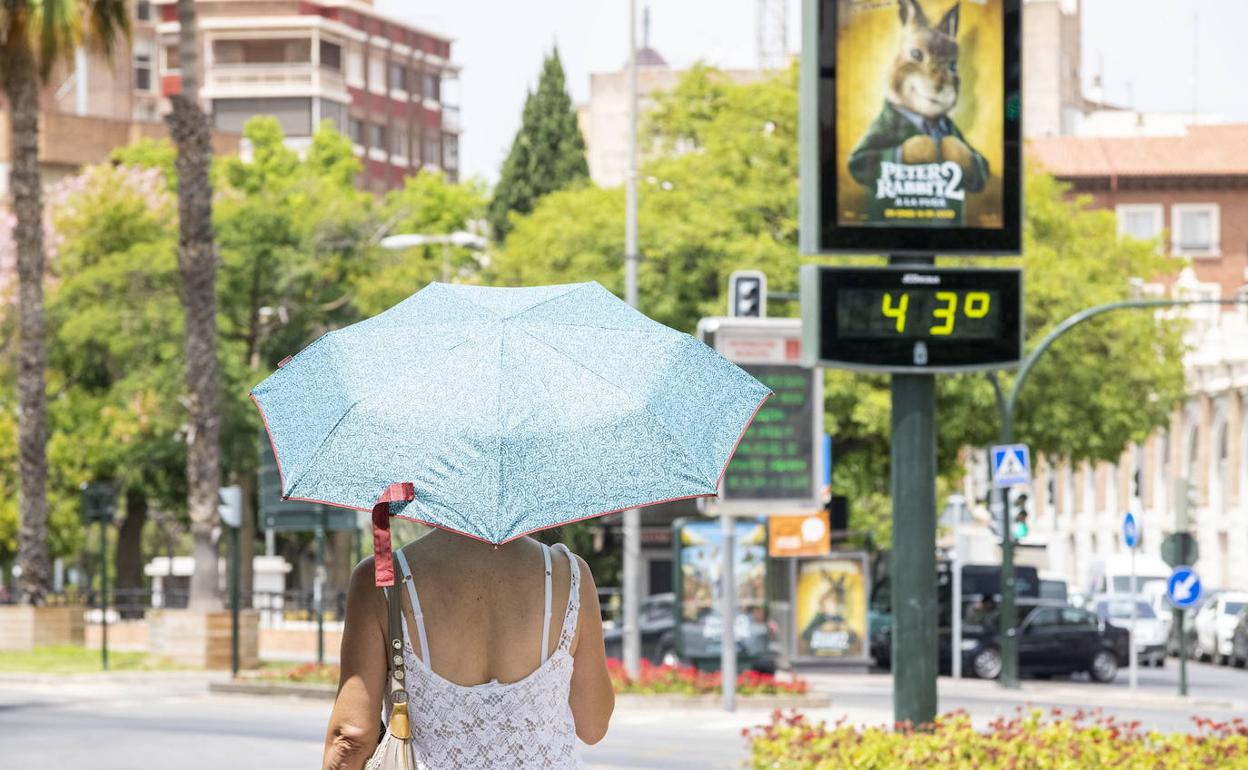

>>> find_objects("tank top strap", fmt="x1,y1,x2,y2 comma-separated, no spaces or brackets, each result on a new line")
393,548,431,666
551,543,580,652
540,543,553,664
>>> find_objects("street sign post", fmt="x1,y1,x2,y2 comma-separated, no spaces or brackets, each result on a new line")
1161,533,1199,569
991,444,1031,488
1123,511,1139,690
219,486,243,677
1166,567,1201,610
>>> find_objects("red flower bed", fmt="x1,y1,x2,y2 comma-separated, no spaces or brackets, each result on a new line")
607,657,809,696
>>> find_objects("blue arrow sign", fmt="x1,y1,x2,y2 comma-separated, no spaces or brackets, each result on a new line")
1167,567,1202,609
1122,512,1139,550
990,444,1031,488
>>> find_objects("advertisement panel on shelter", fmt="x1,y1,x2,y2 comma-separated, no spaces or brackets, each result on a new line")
836,0,1004,230
674,519,770,661
794,554,869,660
768,511,831,558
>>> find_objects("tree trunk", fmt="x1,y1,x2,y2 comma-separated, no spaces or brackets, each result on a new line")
169,0,221,610
115,488,148,619
5,44,51,606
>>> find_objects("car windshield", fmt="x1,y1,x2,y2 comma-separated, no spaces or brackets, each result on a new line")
1224,601,1245,616
1100,600,1155,620
1111,576,1167,593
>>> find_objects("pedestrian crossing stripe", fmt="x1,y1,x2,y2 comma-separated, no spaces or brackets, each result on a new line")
991,443,1031,487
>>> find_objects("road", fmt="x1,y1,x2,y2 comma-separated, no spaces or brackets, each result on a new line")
0,660,1245,769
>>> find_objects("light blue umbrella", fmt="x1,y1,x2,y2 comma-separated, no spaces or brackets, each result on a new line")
250,282,771,585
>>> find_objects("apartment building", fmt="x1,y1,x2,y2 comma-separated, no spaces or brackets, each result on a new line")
153,0,460,191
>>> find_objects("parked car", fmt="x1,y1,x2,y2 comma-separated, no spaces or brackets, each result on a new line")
603,593,679,665
1230,606,1248,668
1193,591,1248,665
961,599,1128,683
1091,595,1167,667
602,593,775,671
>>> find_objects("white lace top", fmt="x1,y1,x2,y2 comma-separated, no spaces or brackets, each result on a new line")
387,543,583,770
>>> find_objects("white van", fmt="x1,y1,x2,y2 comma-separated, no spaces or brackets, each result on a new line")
1085,554,1171,598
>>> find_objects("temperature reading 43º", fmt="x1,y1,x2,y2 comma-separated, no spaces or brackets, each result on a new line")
836,288,1002,341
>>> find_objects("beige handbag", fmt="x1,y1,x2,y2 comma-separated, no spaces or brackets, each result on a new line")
365,579,419,769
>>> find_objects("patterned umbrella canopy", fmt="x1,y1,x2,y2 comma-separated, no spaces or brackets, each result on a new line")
250,282,770,585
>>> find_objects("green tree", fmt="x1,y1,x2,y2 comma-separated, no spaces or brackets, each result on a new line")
1,0,129,603
487,48,589,242
491,65,1188,541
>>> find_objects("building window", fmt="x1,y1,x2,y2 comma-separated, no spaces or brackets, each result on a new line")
213,38,312,66
319,40,342,72
389,62,408,92
213,97,313,136
164,44,180,72
443,134,458,172
347,46,364,83
393,126,409,158
1172,203,1220,256
368,56,386,92
369,122,387,151
348,118,364,145
1116,204,1163,242
319,99,346,133
136,0,152,21
424,135,440,166
134,53,153,91
423,72,441,102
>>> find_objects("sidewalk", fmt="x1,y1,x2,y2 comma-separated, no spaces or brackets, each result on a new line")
802,671,1246,714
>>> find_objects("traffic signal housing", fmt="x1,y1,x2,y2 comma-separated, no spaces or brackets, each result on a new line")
728,270,767,318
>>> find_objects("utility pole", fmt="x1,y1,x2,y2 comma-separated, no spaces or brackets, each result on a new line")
1175,477,1190,697
621,0,642,680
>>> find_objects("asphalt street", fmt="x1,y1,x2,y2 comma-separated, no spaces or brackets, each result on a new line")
0,660,1245,769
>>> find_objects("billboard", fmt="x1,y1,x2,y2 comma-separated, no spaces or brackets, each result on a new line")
801,0,1022,254
768,511,831,558
793,554,870,660
673,518,770,662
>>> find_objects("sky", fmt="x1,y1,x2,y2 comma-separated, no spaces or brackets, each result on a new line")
378,0,1248,184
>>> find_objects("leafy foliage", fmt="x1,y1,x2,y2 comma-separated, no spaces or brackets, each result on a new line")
492,64,1187,540
487,48,589,241
747,709,1248,769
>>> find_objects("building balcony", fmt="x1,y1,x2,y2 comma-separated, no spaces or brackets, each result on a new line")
442,105,460,133
200,63,347,101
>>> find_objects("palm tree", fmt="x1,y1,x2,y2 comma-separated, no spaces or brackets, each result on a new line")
168,0,221,610
1,0,129,604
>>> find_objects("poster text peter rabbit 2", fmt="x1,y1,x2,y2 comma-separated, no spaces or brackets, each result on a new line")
836,0,1004,229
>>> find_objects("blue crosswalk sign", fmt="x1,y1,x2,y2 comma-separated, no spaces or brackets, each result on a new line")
1122,512,1139,550
991,444,1031,488
1167,567,1201,609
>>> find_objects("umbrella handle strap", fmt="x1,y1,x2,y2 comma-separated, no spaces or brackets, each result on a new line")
371,482,416,587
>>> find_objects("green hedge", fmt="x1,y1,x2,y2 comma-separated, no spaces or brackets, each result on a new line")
746,710,1248,769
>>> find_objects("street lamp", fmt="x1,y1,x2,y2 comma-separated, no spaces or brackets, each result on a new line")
380,231,488,282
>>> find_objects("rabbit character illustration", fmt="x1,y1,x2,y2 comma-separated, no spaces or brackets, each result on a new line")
799,569,861,657
846,0,989,224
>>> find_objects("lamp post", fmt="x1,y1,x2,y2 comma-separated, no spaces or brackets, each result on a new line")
380,231,488,283
621,0,643,681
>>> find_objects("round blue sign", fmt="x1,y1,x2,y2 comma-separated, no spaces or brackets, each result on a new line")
1122,512,1139,550
1166,567,1201,609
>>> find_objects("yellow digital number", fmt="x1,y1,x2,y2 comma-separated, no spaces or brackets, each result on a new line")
929,291,958,336
964,292,991,319
881,292,909,333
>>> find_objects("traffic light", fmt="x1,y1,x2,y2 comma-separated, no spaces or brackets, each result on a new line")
728,270,767,318
1011,491,1030,541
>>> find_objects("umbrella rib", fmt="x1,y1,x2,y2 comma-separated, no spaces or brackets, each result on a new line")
283,400,361,499
510,325,717,487
503,282,594,320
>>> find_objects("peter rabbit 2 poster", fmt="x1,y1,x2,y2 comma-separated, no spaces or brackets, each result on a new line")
804,0,1021,253
838,0,1002,229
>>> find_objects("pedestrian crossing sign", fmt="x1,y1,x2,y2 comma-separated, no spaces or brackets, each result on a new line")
991,444,1031,488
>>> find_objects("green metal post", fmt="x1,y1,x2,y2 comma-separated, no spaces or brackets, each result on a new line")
890,373,938,726
316,510,326,666
100,520,109,671
230,525,240,677
1175,478,1189,697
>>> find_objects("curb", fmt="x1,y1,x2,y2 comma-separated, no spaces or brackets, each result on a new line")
0,670,227,686
210,680,831,710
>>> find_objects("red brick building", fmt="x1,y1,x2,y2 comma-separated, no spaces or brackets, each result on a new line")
1028,125,1248,301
